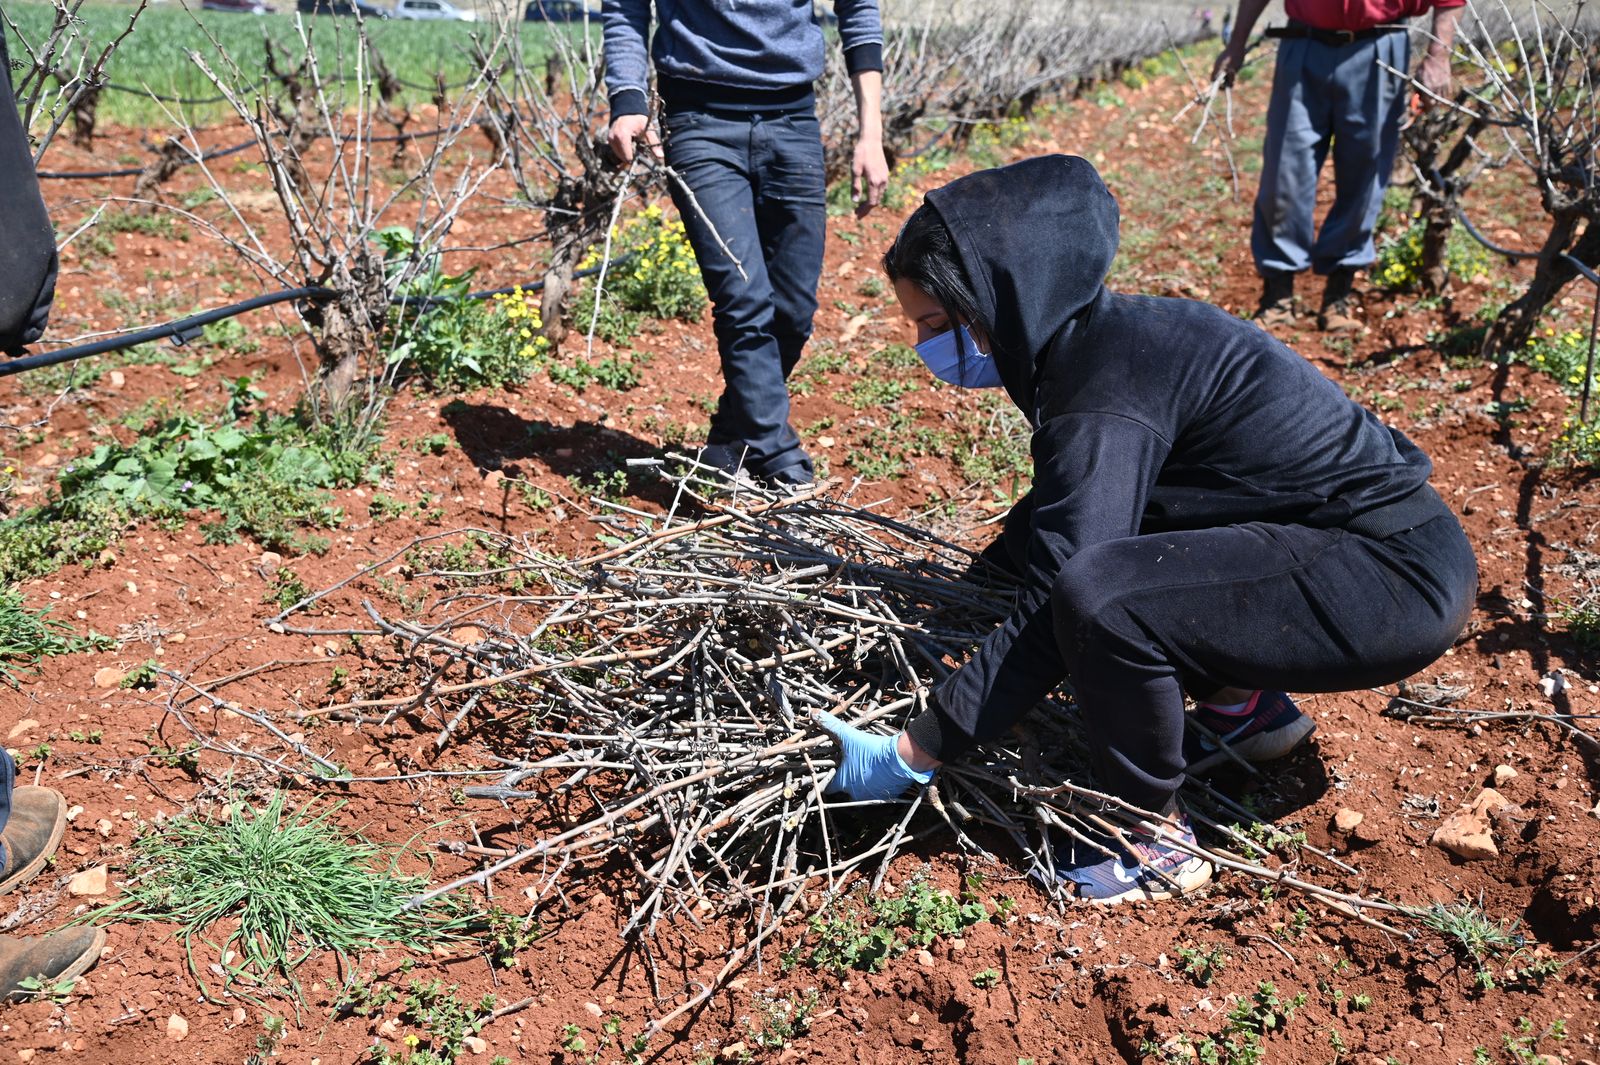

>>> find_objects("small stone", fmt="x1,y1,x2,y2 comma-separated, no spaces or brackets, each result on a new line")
232,1007,248,1025
906,1011,920,1025
720,1042,749,1062
817,435,836,449
1493,764,1518,786
377,1019,401,1038
65,805,83,822
68,866,108,896
257,551,283,577
462,1036,488,1054
19,1049,37,1062
95,819,113,837
6,719,39,740
93,667,124,689
167,632,186,645
166,1015,189,1042
584,1001,603,1018
108,371,126,388
268,623,286,635
915,949,935,967
483,469,506,490
1431,788,1511,861
1333,808,1365,833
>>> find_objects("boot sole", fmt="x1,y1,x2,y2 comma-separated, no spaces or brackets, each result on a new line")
0,788,68,897
50,926,109,988
1188,716,1317,775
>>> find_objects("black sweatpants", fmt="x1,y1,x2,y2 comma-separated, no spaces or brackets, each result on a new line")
1048,509,1477,812
0,31,59,353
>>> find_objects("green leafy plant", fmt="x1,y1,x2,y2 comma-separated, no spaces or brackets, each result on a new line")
971,968,1000,989
1177,942,1228,987
381,227,548,391
0,381,379,582
13,973,80,1004
581,204,707,321
1374,216,1494,291
94,792,476,1001
1502,1017,1567,1065
784,872,991,974
483,905,541,968
367,978,496,1065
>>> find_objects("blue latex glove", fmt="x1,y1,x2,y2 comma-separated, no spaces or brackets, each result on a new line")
816,711,935,801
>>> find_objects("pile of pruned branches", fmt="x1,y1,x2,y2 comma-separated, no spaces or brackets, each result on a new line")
264,460,1418,1025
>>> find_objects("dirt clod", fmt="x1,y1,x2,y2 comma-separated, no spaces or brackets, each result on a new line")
1430,788,1512,861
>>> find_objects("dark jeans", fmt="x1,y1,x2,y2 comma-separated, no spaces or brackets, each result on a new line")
1050,510,1477,812
663,107,827,482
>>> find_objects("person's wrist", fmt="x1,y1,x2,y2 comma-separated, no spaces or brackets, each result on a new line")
896,731,940,774
856,127,883,145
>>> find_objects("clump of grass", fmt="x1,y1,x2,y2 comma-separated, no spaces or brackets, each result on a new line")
95,792,475,1002
0,587,108,683
1423,899,1526,989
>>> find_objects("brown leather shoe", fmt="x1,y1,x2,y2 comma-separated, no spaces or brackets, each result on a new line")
0,927,107,999
0,787,67,897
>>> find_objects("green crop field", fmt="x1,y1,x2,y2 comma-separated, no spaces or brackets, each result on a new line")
3,1,591,126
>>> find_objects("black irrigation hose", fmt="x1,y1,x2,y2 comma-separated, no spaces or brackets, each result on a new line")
102,82,231,105
0,286,338,379
0,257,632,380
35,138,258,180
36,119,479,179
99,74,476,107
1452,192,1600,288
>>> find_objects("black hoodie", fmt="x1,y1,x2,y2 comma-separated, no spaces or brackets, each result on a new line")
904,155,1434,762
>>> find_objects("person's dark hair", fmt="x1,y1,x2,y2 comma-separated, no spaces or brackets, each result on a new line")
881,202,993,346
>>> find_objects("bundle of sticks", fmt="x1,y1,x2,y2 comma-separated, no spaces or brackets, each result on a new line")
373,461,1405,954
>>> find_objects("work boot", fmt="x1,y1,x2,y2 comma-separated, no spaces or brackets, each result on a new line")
0,927,108,999
1318,267,1362,332
1253,270,1296,328
0,787,66,897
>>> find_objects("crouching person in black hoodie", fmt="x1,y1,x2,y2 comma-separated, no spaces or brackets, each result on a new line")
819,155,1477,904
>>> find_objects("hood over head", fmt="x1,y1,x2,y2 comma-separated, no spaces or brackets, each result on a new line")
922,155,1119,413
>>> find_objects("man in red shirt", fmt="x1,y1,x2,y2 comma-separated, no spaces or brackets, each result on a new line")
1216,0,1464,331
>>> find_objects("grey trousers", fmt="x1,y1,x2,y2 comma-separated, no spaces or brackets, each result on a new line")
1251,31,1411,277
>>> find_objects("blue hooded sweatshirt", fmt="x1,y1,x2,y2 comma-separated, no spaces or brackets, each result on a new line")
602,0,883,119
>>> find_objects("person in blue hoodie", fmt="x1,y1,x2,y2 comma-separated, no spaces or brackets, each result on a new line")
821,155,1477,904
603,0,889,487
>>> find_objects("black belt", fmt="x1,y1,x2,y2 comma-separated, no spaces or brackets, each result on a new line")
1345,483,1447,539
1264,21,1406,47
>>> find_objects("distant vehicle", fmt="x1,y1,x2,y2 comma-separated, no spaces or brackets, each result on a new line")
297,0,391,17
394,0,476,20
202,0,275,13
523,0,589,22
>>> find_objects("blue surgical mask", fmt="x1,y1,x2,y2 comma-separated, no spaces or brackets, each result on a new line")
914,325,1003,389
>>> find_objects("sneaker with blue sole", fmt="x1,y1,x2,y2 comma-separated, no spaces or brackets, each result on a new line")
1184,690,1316,775
1045,814,1214,905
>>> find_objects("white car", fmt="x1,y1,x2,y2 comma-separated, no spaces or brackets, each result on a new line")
394,0,475,20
